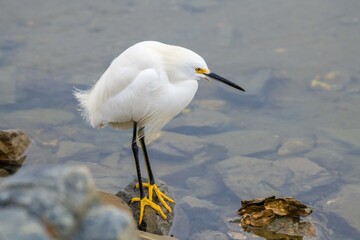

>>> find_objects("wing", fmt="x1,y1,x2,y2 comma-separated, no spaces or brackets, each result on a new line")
75,43,164,128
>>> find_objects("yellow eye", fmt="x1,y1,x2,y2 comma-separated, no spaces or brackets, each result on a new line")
195,68,202,73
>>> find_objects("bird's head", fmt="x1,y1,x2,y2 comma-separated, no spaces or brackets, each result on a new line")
171,46,245,92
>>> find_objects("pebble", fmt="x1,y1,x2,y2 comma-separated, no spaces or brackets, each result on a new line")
214,156,333,199
207,130,280,157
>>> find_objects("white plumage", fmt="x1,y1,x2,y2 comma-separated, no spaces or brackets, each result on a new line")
74,41,209,141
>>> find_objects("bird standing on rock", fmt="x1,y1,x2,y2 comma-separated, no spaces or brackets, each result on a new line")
74,41,245,224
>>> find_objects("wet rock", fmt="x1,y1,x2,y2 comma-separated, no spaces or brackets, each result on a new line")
207,130,280,157
192,230,229,240
278,137,314,156
116,179,174,236
0,129,31,161
214,156,333,199
0,165,138,240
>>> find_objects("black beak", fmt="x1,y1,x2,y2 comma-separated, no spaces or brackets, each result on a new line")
204,72,245,92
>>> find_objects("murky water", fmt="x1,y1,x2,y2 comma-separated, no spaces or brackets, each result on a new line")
1,1,360,239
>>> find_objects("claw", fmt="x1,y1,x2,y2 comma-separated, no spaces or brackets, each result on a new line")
131,197,167,224
135,182,175,212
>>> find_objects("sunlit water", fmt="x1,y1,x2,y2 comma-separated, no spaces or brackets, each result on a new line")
1,1,360,239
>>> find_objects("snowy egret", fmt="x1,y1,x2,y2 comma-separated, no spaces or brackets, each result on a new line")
74,41,245,224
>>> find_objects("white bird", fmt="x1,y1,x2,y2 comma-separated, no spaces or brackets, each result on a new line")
74,41,244,224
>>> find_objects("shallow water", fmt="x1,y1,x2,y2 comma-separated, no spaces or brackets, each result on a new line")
1,1,360,239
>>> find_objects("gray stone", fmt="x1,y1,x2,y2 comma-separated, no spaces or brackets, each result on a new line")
0,207,49,240
207,130,280,157
0,165,138,240
116,179,174,236
74,205,138,240
214,156,333,199
0,129,31,161
278,137,314,156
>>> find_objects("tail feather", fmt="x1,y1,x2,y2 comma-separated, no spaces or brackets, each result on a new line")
73,87,90,122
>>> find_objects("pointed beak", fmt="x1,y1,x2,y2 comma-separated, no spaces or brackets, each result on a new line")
204,72,245,92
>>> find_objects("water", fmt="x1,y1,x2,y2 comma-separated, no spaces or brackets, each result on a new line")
1,1,360,239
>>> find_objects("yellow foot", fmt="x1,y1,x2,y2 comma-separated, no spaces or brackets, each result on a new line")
135,182,176,213
131,196,167,224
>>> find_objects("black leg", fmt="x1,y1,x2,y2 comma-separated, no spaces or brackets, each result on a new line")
132,122,144,199
139,127,155,185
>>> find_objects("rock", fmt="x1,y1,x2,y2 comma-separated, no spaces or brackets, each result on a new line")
116,179,174,235
191,230,229,240
0,207,49,240
74,205,137,240
207,130,280,157
278,137,314,156
0,165,139,240
0,129,31,161
214,156,333,199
